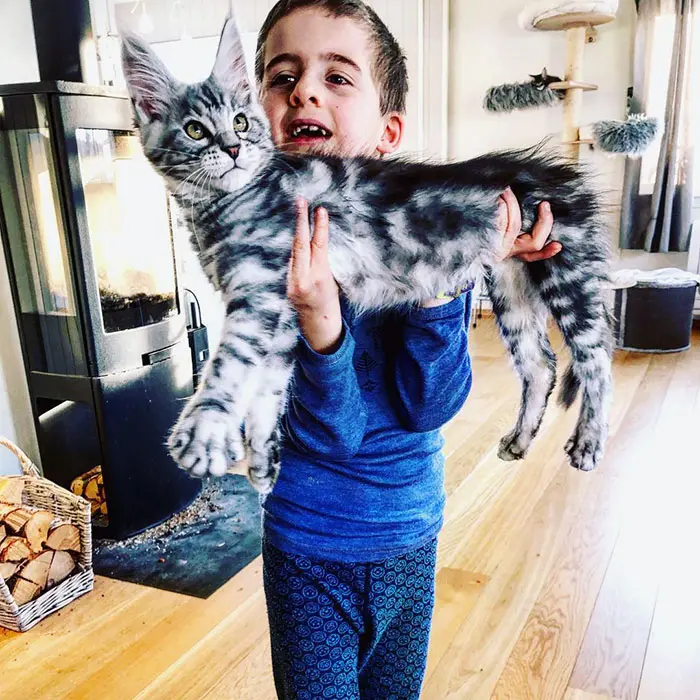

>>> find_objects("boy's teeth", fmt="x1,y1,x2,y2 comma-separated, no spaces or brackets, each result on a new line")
292,124,329,138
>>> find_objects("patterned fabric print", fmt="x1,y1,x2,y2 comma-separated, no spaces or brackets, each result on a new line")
262,538,438,700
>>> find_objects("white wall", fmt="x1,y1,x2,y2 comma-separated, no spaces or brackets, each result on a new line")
0,0,39,84
0,0,41,475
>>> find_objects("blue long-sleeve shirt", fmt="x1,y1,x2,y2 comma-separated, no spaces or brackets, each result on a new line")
261,291,473,562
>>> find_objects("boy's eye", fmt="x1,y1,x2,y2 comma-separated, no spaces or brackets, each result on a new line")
185,121,208,141
327,74,350,86
233,113,249,132
269,73,296,88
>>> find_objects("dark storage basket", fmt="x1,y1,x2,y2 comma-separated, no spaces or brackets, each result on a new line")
614,280,698,353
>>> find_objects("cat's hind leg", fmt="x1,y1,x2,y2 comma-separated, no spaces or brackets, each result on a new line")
536,257,613,471
486,262,557,461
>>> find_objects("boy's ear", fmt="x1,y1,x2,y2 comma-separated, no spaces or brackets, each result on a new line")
376,113,404,156
121,31,175,124
210,14,250,93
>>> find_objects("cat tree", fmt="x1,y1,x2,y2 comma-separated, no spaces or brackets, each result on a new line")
529,10,616,160
485,3,656,158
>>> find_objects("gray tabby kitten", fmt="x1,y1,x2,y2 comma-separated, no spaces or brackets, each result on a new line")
121,17,613,494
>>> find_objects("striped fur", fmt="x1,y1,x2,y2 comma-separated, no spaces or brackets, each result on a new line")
122,17,613,493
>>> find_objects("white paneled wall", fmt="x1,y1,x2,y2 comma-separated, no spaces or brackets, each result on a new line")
367,0,423,155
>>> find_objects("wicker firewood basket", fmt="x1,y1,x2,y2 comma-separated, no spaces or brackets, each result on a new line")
0,437,94,632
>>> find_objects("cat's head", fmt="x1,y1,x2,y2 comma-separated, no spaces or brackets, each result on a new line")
121,16,273,195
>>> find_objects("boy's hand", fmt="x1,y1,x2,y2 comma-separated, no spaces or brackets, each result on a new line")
287,198,343,355
496,187,562,262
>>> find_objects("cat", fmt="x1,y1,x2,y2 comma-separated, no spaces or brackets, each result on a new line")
120,16,613,494
529,67,565,95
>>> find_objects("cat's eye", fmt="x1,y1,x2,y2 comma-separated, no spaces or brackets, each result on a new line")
185,121,207,140
233,114,249,133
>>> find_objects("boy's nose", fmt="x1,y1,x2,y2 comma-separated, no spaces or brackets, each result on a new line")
290,77,321,108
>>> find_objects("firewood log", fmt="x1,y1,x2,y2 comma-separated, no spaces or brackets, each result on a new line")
0,561,19,580
4,508,33,533
0,536,32,562
84,476,100,501
47,551,76,588
46,523,81,552
23,510,54,553
0,504,18,520
11,578,42,606
17,551,53,589
1,507,53,552
0,476,23,505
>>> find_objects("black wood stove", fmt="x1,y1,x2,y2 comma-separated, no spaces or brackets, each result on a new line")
0,80,202,540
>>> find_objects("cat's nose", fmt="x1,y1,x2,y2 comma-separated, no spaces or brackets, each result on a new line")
227,146,240,160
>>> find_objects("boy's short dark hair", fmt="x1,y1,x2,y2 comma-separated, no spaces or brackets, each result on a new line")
255,0,408,115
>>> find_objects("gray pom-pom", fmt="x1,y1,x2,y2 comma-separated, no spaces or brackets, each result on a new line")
484,82,563,113
592,114,659,156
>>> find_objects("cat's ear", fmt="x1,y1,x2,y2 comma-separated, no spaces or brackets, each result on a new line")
120,31,175,123
210,14,250,93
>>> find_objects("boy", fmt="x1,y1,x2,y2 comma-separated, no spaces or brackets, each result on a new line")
254,2,560,697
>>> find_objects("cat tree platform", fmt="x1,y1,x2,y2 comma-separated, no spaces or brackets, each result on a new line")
532,11,616,31
548,80,597,91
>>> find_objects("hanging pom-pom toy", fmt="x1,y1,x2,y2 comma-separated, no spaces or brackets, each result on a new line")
484,68,565,113
591,114,659,156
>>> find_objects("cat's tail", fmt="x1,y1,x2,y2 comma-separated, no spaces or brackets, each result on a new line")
557,364,580,408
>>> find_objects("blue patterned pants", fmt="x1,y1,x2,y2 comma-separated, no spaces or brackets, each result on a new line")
262,538,438,700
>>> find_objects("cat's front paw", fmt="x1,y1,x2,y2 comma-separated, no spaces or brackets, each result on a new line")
565,430,604,472
168,407,244,478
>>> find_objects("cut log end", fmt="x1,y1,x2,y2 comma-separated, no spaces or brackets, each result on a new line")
11,578,42,606
47,551,76,588
0,561,19,580
46,523,81,552
24,510,54,552
0,536,32,562
18,550,54,589
0,477,24,506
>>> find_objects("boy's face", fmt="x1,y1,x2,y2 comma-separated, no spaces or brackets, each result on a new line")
259,8,403,158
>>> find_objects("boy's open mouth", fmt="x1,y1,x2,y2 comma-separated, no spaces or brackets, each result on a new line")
287,119,333,143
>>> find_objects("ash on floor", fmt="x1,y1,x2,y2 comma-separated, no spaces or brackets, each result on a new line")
92,474,262,598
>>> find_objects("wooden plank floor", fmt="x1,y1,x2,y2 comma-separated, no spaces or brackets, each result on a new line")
2,320,699,700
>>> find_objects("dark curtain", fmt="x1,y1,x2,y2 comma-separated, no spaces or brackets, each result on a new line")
619,0,695,252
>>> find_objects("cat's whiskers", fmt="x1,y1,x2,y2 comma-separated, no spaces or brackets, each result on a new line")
188,168,213,245
172,165,209,197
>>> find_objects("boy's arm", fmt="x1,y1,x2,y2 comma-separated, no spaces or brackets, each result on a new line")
284,198,367,459
393,293,472,432
284,323,367,459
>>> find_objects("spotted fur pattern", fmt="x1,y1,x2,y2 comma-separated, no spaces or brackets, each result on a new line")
121,17,613,493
